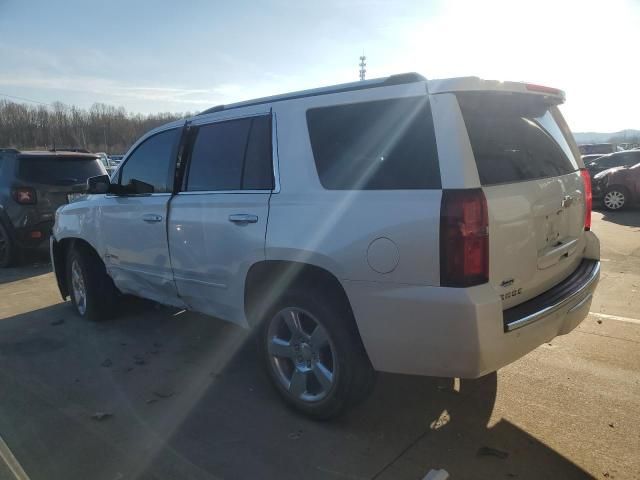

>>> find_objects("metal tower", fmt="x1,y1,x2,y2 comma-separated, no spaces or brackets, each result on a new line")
359,54,367,81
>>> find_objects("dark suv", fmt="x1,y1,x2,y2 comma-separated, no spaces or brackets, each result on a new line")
0,149,106,267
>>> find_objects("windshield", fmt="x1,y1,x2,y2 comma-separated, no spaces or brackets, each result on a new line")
17,156,105,185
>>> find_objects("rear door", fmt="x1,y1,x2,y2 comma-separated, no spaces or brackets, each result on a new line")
455,92,587,307
168,111,274,326
100,126,183,306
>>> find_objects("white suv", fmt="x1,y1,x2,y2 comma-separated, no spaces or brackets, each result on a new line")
51,73,600,418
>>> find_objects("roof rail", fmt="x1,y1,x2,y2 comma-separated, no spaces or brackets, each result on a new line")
198,72,426,116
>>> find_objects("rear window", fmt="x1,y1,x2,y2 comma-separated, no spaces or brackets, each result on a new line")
457,93,580,185
17,156,105,185
306,97,441,190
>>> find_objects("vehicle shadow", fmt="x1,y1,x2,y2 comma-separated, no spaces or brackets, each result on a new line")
166,340,590,480
0,302,591,480
0,254,51,284
595,204,640,227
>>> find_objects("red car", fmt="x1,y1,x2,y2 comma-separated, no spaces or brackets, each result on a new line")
592,161,640,210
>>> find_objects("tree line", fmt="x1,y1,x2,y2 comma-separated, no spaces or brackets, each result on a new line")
0,100,191,154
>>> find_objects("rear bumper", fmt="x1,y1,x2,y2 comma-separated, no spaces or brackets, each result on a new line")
503,259,599,332
1,205,54,249
13,220,53,249
344,257,600,379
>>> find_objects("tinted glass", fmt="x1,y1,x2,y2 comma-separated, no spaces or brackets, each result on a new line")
457,93,579,185
120,128,179,193
306,97,441,190
621,152,640,165
17,156,105,185
186,116,273,191
596,155,615,167
242,116,274,189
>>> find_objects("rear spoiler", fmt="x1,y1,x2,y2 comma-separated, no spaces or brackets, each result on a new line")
427,77,566,104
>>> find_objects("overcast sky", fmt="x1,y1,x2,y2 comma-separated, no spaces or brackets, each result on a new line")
0,0,638,132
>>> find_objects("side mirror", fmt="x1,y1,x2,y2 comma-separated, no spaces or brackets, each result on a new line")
87,175,111,194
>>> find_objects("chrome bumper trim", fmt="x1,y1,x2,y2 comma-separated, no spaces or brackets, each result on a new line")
505,260,600,332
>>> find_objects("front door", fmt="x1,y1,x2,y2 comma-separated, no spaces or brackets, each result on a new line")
168,111,274,325
101,126,184,307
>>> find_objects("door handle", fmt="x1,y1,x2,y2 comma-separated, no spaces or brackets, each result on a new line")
142,214,163,223
228,214,258,224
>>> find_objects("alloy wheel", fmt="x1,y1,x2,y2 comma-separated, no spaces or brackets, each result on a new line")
266,307,337,403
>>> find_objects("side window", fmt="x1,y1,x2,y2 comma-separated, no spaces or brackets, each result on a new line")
185,115,273,191
607,155,620,166
242,116,274,190
119,128,179,193
623,153,640,166
602,156,617,167
306,97,441,190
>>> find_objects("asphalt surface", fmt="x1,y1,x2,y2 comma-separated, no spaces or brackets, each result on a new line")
0,208,638,480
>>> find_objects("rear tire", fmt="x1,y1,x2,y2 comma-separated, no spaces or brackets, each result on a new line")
258,288,375,419
66,245,118,321
603,186,628,211
0,222,15,268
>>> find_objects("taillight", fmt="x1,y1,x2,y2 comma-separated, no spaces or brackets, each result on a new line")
12,187,37,205
440,189,489,287
580,168,592,231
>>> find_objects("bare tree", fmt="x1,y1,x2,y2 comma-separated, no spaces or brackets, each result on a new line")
0,100,189,153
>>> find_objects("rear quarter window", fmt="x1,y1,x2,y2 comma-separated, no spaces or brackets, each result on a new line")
306,97,441,190
457,93,579,185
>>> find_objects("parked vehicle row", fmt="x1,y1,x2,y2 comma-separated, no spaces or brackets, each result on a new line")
579,143,614,155
49,74,600,418
0,149,106,267
95,152,124,175
584,150,640,176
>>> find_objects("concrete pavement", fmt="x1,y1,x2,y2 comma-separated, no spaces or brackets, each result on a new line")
0,209,638,480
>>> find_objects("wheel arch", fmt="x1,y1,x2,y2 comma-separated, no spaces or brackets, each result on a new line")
52,237,103,299
607,183,631,194
244,260,359,332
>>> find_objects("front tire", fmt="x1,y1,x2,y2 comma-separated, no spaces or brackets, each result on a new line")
259,289,375,419
603,186,628,211
66,245,118,321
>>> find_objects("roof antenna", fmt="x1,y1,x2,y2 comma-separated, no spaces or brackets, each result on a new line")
359,52,367,81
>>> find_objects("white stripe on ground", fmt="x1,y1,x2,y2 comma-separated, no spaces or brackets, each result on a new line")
0,434,30,480
590,312,640,325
